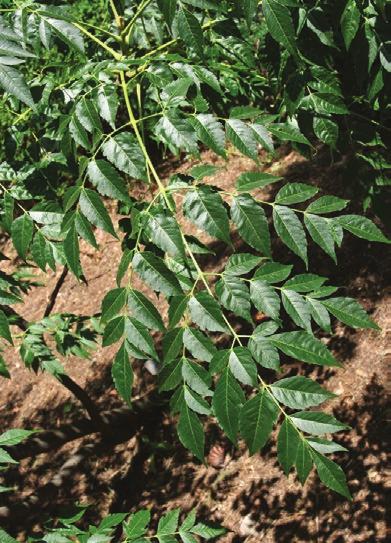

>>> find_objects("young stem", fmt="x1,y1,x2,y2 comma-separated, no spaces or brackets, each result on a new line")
120,72,242,345
73,22,121,60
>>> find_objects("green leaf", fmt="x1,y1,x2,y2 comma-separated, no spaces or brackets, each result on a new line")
189,164,220,180
226,119,258,161
254,261,292,283
311,93,349,115
295,440,313,484
236,171,282,192
282,289,311,332
102,132,146,180
163,328,184,363
291,411,349,435
0,64,34,108
240,388,279,455
132,251,182,297
0,291,22,305
79,189,116,237
243,0,258,26
308,298,331,332
124,509,151,539
128,289,165,331
273,205,308,266
99,513,128,530
102,316,125,347
283,274,326,292
69,116,90,149
304,214,337,262
155,114,198,154
212,367,245,443
320,297,379,330
183,328,217,362
0,19,20,42
250,279,280,320
101,287,128,324
229,347,257,386
181,509,197,532
75,97,102,133
144,213,185,257
251,123,274,153
87,160,129,203
225,253,262,276
275,183,318,205
209,349,230,374
249,334,280,371
125,317,158,360
312,451,351,498
216,275,252,323
263,0,299,60
331,221,344,246
271,376,335,409
0,38,36,59
250,123,274,153
11,214,33,259
75,211,98,249
159,357,183,391
112,342,133,406
188,292,228,333
190,523,226,539
182,358,211,397
336,215,390,243
168,296,188,329
231,194,271,255
277,418,301,474
253,321,280,336
176,7,204,58
270,331,339,366
0,529,17,543
97,84,118,129
307,437,347,454
63,223,82,278
157,0,177,27
0,429,35,447
183,186,231,245
267,123,310,145
184,386,211,415
178,403,205,462
0,310,12,344
191,114,226,157
313,117,339,148
0,447,17,464
43,16,85,53
309,286,339,299
158,508,181,535
340,0,360,50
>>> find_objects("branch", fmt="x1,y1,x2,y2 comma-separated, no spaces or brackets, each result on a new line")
43,266,69,318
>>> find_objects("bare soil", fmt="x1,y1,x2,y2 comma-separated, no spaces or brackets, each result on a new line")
0,146,390,542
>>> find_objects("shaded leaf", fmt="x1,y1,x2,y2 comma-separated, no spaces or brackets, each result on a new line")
240,388,279,454
231,194,271,255
212,367,245,442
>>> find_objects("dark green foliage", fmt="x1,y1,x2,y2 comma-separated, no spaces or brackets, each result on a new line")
0,0,389,507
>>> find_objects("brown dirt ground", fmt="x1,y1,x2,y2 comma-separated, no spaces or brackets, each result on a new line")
0,146,390,542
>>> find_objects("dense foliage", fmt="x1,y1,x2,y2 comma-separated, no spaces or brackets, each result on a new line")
0,0,390,536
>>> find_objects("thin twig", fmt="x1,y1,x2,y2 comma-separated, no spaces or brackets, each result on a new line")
43,266,69,318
